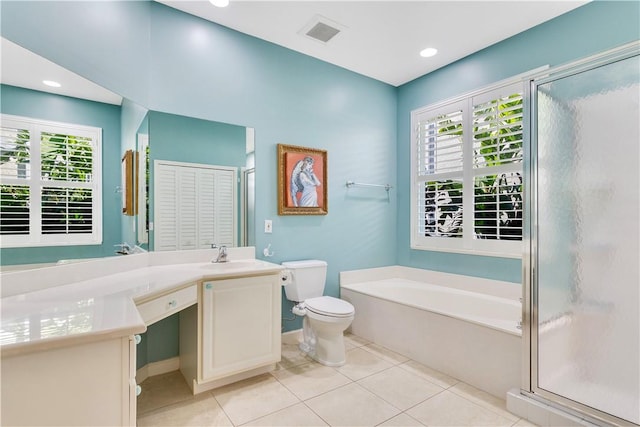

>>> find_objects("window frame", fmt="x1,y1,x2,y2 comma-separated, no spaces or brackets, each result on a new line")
410,72,539,258
0,114,102,248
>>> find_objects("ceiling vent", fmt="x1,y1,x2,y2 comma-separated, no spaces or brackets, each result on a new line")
300,15,345,44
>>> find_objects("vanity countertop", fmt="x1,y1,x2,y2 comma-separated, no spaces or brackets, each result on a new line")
0,252,283,357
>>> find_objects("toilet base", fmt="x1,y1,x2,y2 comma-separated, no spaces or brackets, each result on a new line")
299,315,350,367
299,341,346,367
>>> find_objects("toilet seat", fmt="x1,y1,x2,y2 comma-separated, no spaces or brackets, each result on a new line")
305,296,354,318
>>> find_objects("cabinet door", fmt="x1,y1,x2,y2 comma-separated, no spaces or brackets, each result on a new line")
201,275,281,381
1,337,134,426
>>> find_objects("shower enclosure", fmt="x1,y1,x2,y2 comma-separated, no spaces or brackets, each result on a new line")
524,42,639,426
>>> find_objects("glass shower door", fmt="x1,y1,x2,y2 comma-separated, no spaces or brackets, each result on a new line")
533,50,639,424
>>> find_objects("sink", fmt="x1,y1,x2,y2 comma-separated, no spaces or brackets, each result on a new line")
198,259,278,274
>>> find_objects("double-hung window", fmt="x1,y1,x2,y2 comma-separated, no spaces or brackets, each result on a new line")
411,80,525,257
0,114,102,247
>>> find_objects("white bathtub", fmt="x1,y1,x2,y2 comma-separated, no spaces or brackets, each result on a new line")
340,267,522,399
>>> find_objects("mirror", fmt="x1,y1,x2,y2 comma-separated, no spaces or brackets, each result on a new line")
0,37,255,266
139,110,255,250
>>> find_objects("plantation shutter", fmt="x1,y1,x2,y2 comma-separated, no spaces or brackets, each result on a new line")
154,161,237,251
414,100,466,240
411,78,526,257
471,83,524,241
0,115,102,247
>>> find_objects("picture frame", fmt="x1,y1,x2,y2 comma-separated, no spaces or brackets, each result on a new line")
121,149,137,216
277,144,327,215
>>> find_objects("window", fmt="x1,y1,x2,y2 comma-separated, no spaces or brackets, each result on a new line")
411,81,525,257
0,114,102,247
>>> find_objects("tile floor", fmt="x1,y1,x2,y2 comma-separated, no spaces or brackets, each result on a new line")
137,333,537,426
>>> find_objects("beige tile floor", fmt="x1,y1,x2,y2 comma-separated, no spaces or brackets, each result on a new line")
137,334,537,427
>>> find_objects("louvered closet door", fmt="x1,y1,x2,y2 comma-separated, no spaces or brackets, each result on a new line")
178,168,197,249
154,161,237,251
213,170,235,247
154,166,179,251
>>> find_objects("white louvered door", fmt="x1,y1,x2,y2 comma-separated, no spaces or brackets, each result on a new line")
154,161,237,251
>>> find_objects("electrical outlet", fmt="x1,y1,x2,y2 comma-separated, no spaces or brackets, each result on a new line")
264,219,273,233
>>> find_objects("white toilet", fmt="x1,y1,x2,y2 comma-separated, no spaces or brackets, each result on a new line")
282,260,355,367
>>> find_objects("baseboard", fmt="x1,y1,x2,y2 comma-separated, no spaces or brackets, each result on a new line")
136,356,180,383
282,329,302,345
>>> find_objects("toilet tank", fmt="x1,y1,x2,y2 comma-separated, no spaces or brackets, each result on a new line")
282,260,327,302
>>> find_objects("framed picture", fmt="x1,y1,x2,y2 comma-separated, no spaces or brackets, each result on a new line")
121,149,137,216
278,144,327,215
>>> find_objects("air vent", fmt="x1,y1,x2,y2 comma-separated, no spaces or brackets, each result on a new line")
300,15,345,44
306,22,340,43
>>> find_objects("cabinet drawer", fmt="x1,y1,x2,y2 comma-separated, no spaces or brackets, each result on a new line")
137,285,197,325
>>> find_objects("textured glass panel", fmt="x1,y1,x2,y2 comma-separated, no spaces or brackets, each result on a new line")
536,55,639,423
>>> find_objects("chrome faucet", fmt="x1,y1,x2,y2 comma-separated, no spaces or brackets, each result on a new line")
115,242,132,255
211,244,229,263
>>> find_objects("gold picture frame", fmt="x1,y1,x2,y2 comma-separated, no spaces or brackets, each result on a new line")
277,144,327,215
121,149,137,216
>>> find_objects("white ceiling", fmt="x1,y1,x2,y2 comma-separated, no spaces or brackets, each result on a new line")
1,38,123,105
0,1,589,103
158,0,588,86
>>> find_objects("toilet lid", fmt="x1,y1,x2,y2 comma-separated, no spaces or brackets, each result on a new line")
305,296,354,317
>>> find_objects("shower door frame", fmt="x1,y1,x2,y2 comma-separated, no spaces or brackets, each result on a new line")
523,41,640,427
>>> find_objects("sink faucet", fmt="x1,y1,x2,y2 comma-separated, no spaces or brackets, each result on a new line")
115,242,132,255
211,244,229,263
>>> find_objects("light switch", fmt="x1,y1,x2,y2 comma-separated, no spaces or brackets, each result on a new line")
264,219,273,233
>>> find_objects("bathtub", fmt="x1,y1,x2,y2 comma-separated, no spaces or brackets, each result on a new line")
340,266,522,399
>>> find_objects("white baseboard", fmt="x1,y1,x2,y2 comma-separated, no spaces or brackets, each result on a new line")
282,329,302,345
136,356,180,383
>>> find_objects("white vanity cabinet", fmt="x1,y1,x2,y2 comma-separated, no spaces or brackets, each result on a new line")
180,272,282,393
1,335,137,426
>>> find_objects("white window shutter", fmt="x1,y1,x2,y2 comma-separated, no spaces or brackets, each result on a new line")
1,114,102,248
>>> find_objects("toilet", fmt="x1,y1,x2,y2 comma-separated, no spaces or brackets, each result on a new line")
282,260,355,367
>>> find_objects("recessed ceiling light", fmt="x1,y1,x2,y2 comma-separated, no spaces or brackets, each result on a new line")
420,48,438,58
209,0,229,7
42,80,61,88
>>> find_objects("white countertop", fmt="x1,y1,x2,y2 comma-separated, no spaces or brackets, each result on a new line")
1,250,283,357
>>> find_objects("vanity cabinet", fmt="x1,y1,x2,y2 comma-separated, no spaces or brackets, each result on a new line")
180,272,281,393
1,336,137,426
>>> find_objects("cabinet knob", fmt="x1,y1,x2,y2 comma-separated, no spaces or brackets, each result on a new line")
134,335,142,345
168,300,177,309
136,385,142,396
205,283,213,290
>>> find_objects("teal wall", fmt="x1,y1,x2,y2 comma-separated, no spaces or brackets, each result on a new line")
396,0,640,284
0,84,123,265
